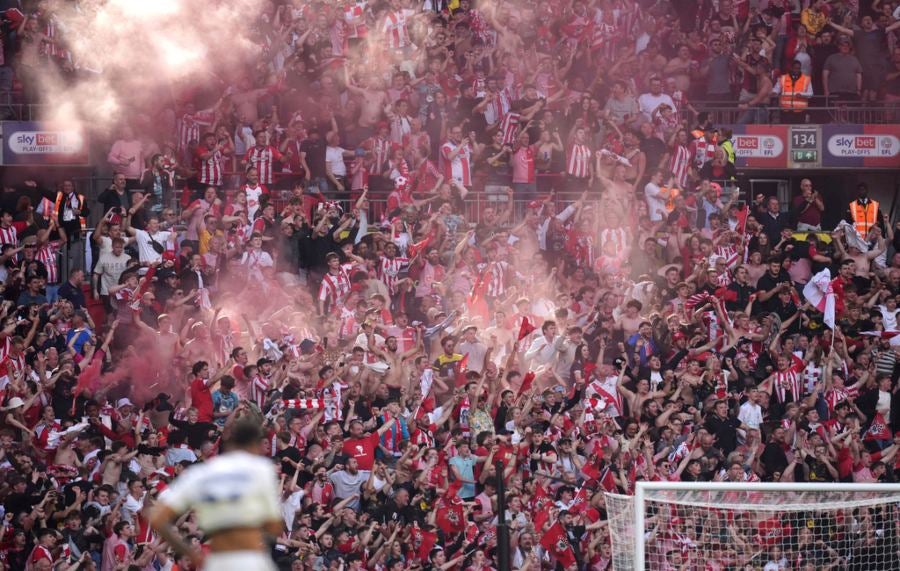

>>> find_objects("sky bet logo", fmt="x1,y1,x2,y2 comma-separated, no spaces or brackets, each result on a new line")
832,136,875,149
16,133,59,147
827,134,898,158
8,130,83,154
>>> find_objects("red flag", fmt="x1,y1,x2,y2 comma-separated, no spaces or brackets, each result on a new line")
517,317,536,341
413,526,438,561
516,371,536,397
529,483,551,513
467,271,491,321
569,486,590,515
540,522,577,568
445,479,463,500
435,497,465,534
756,517,791,546
598,467,618,493
454,353,470,387
4,9,25,28
865,412,892,441
736,204,749,234
582,460,601,482
408,232,435,259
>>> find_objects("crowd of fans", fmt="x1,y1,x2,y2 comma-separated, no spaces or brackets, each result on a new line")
0,0,898,570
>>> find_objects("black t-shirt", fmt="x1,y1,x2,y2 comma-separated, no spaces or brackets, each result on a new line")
704,414,740,455
761,442,788,476
528,441,557,472
299,138,327,178
168,418,218,449
275,233,300,274
298,227,339,272
640,136,667,178
277,446,303,476
755,270,792,312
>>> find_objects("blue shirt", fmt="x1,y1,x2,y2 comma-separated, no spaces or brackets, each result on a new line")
66,328,92,354
212,390,240,426
448,455,477,499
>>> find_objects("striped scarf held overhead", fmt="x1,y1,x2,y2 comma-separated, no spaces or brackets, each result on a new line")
283,399,325,410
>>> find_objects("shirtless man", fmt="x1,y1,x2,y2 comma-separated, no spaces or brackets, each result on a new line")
345,71,388,130
676,359,704,403
620,131,647,190
368,330,422,394
833,226,886,279
136,314,183,372
228,78,274,127
617,375,667,420
616,299,645,338
100,439,141,487
52,429,83,468
181,321,218,368
594,162,633,203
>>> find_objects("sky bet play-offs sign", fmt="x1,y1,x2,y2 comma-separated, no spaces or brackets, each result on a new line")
725,124,900,170
729,125,789,168
1,121,89,165
822,125,900,167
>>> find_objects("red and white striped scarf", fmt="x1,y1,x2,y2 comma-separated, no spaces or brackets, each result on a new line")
283,398,325,409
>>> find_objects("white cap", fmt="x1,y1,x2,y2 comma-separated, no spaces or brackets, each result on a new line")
2,397,24,411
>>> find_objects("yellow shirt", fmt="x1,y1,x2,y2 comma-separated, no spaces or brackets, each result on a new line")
198,229,223,255
800,9,827,35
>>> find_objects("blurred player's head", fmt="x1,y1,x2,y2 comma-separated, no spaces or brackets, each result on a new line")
224,418,265,453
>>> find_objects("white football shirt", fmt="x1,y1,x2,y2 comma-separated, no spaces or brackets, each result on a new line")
159,451,281,533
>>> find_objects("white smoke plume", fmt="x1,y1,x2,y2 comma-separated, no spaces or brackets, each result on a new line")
36,0,267,133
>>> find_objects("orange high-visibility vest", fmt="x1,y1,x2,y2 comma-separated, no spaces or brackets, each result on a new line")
37,197,54,221
778,74,811,109
54,192,87,231
849,199,879,237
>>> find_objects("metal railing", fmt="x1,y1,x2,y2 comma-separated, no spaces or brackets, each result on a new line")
696,101,900,125
0,91,44,121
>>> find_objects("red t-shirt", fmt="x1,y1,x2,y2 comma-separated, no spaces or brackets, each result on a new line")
512,146,536,184
342,432,380,471
190,377,214,423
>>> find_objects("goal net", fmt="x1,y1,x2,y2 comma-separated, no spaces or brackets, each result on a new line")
605,482,900,571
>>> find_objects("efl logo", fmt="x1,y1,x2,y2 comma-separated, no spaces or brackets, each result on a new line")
36,133,59,146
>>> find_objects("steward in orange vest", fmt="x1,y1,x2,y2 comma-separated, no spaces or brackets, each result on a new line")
37,180,89,243
772,61,812,122
845,182,880,238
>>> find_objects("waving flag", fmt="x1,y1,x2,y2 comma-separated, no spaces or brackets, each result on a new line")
517,317,536,341
735,204,749,234
516,371,536,397
864,412,892,442
802,269,835,329
835,220,869,252
454,353,469,387
860,331,900,347
540,522,577,568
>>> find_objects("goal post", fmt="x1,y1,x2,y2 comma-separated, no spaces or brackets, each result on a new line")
605,482,900,571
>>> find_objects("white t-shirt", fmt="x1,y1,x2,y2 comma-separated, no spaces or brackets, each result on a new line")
159,450,281,533
644,181,668,222
738,401,763,430
134,229,173,264
326,146,348,177
637,92,676,120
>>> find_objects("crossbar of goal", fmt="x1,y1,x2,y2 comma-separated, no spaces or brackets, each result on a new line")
632,481,900,570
